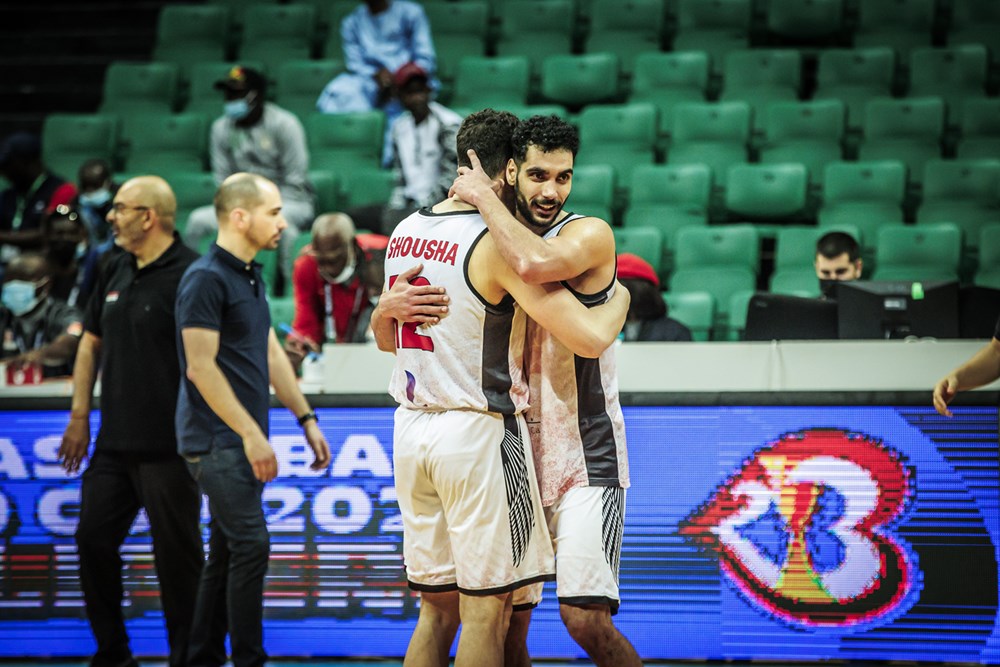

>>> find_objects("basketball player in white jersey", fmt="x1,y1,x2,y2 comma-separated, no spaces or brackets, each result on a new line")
451,115,641,666
370,110,630,667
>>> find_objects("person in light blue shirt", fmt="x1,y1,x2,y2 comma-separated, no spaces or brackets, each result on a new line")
316,0,437,157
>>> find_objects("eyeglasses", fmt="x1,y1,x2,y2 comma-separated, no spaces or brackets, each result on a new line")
110,203,150,215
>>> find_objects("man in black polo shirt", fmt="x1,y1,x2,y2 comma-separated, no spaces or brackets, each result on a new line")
58,176,203,667
176,172,330,667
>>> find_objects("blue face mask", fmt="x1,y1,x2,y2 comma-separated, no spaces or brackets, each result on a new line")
224,98,251,121
1,280,42,316
78,188,111,208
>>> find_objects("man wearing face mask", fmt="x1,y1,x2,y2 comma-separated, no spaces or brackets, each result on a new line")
43,204,106,309
183,66,314,292
815,231,863,299
74,159,117,248
284,212,388,368
0,251,83,377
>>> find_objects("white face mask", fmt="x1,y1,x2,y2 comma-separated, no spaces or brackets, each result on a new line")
320,257,357,285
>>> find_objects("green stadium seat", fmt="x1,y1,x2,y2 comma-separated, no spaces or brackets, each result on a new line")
873,223,962,282
586,0,666,75
167,171,217,232
100,62,180,120
152,5,230,77
123,113,207,174
671,224,758,326
568,164,616,223
760,99,845,184
496,0,575,74
320,1,363,59
957,98,1000,159
668,101,751,185
338,167,396,208
673,0,752,75
42,113,118,178
725,163,808,221
239,5,316,75
576,104,658,184
540,53,620,109
423,2,491,87
663,291,715,342
814,47,896,130
855,0,935,61
765,0,845,43
613,226,665,276
275,60,345,121
309,170,340,215
306,111,385,180
858,97,945,185
622,163,711,277
974,223,1000,288
256,248,280,295
947,0,1000,50
723,289,755,341
203,0,277,28
452,56,531,110
627,51,710,136
909,45,989,124
269,295,296,340
719,49,802,133
819,160,906,258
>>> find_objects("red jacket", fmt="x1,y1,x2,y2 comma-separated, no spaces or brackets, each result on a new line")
291,233,388,344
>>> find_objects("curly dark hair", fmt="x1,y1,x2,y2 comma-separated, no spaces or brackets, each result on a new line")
456,108,520,177
511,115,579,163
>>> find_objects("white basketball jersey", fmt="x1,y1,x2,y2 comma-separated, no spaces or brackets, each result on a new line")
385,208,529,415
525,214,630,506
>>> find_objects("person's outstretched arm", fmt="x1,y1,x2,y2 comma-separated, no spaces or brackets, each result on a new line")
933,338,1000,417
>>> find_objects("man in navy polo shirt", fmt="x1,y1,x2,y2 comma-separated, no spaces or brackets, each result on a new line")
175,172,331,667
59,175,203,667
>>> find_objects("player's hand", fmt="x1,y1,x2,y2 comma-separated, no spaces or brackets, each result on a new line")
243,432,279,482
303,421,331,470
58,416,90,474
380,263,449,324
450,149,504,204
932,375,959,417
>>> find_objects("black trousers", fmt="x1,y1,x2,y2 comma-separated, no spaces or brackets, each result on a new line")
75,450,204,667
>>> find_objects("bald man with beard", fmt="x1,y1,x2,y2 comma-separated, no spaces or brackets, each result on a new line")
59,176,204,667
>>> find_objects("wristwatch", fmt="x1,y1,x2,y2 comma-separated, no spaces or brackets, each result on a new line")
297,411,318,426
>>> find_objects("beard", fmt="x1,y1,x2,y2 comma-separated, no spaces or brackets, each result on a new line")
514,181,563,231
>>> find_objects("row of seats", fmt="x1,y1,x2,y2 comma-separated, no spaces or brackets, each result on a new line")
156,0,1000,80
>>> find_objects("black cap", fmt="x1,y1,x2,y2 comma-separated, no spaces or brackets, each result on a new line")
213,65,267,95
0,131,42,168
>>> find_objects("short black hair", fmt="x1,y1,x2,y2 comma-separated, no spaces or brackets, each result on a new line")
511,115,579,163
456,109,519,177
816,231,860,262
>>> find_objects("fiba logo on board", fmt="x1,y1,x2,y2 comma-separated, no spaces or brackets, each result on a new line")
681,428,919,628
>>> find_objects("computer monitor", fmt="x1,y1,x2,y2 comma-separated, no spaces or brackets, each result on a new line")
744,293,839,341
836,280,960,340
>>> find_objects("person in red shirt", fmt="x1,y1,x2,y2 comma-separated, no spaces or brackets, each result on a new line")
284,212,388,368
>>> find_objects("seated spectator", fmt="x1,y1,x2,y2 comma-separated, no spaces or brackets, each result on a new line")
815,231,862,299
0,251,83,377
285,213,388,368
42,204,105,309
617,253,692,342
74,158,117,247
184,66,313,291
316,0,437,158
351,63,462,235
0,132,77,266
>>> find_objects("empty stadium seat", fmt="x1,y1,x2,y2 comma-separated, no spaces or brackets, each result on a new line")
663,291,715,342
668,101,751,185
725,163,808,221
123,113,207,174
858,97,945,185
239,5,315,74
152,5,230,76
306,111,385,179
814,47,896,130
873,223,962,282
723,289,755,341
168,171,218,232
423,1,491,86
451,56,531,111
576,104,658,184
309,170,340,215
909,45,989,123
765,0,845,43
670,224,759,327
819,160,906,255
673,0,752,74
760,99,846,183
42,113,118,178
496,0,575,74
586,0,666,75
948,0,1000,50
567,164,616,222
974,223,1000,288
614,226,665,276
274,60,345,120
338,168,396,208
957,98,1000,159
540,53,620,109
720,49,802,133
627,51,710,136
854,0,935,61
100,62,180,119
